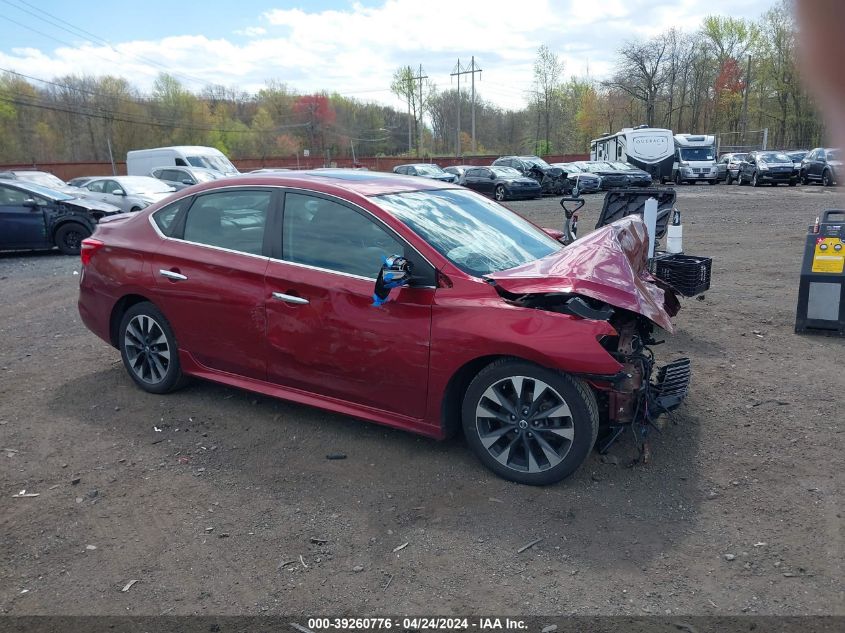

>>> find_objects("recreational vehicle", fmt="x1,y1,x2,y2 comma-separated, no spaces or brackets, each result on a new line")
590,126,674,182
672,134,718,185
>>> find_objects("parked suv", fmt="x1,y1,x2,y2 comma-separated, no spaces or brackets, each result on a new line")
0,179,121,254
492,156,566,194
716,153,747,184
737,151,797,186
800,148,840,186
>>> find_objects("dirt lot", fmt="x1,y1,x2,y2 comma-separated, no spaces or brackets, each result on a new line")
0,183,843,617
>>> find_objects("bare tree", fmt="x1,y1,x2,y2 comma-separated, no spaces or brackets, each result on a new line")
605,35,669,127
532,44,563,152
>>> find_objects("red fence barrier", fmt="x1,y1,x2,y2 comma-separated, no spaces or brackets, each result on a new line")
0,154,589,181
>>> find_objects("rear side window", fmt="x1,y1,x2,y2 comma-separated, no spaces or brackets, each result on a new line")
153,197,192,236
182,190,270,255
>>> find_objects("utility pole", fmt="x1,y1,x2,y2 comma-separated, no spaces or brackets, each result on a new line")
451,57,482,157
741,54,751,142
412,65,428,157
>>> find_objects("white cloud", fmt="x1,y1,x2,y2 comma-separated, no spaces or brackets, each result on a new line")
234,26,267,37
0,0,778,111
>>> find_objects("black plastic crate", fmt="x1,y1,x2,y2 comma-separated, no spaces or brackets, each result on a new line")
653,254,712,296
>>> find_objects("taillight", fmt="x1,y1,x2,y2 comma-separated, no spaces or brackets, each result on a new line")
80,238,104,266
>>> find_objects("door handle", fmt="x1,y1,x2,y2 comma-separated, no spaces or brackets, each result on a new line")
272,292,309,305
159,269,188,281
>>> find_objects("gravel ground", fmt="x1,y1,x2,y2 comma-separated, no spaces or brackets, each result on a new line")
0,182,843,616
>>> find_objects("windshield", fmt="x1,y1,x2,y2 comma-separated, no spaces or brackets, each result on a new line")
679,147,715,161
15,172,66,188
415,165,445,175
557,164,581,172
827,149,841,161
609,162,636,170
18,182,74,200
193,170,220,183
758,152,791,163
491,167,521,177
731,153,748,162
186,154,238,174
119,177,175,194
522,156,551,169
376,189,562,276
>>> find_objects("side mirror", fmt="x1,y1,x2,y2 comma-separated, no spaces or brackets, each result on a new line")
373,255,412,306
182,179,193,185
111,189,125,196
23,198,39,208
489,173,496,180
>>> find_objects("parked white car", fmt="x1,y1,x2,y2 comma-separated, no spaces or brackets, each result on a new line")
80,176,175,212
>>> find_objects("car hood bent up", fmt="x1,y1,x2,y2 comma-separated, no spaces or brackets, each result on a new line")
484,215,679,332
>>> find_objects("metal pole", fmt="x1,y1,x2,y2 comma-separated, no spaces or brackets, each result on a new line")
456,58,461,157
471,56,476,154
418,64,424,158
106,135,116,176
763,127,768,150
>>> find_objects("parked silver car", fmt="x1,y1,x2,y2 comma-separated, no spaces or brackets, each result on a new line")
150,166,222,191
80,176,175,212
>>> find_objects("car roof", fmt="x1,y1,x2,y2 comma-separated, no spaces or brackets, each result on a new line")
191,171,460,197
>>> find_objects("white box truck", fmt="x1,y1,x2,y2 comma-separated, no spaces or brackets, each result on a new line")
126,146,239,177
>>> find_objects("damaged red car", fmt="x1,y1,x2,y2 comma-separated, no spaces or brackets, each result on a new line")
78,171,689,485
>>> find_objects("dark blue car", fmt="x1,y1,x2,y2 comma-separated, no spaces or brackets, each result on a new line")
0,179,121,255
462,166,542,200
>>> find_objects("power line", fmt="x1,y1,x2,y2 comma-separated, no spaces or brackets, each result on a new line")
0,92,310,134
1,0,215,89
450,57,482,156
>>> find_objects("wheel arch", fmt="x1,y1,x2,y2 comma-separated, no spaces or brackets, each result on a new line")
440,355,510,438
109,294,155,348
51,216,93,238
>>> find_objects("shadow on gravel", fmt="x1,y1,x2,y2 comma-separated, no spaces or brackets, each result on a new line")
51,365,704,569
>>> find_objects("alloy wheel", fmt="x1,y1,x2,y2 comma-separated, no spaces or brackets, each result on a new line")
123,314,171,384
475,375,574,473
495,185,506,201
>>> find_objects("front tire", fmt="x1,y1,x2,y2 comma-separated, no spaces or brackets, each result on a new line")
801,171,809,185
462,359,599,486
823,169,834,187
54,222,91,255
674,172,683,185
752,171,760,187
726,172,733,185
118,302,185,394
494,185,507,201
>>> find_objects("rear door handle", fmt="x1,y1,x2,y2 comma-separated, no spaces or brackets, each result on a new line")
159,269,188,281
272,292,309,305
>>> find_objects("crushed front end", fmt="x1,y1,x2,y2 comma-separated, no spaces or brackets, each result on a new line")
592,311,691,460
485,215,693,461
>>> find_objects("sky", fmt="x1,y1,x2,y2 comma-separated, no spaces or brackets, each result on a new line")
0,0,778,112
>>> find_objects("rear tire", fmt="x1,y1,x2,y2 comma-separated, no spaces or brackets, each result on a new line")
54,222,91,255
118,302,186,395
495,185,507,201
462,359,599,486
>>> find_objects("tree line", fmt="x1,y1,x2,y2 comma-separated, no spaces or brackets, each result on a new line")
0,1,824,166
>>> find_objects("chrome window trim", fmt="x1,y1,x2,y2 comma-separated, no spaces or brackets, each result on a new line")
147,184,438,284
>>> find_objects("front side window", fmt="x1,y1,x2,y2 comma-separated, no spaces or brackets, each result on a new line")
86,180,105,193
282,193,402,279
0,185,32,205
182,190,270,255
376,189,562,277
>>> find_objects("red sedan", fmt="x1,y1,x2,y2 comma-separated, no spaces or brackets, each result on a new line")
78,171,688,485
